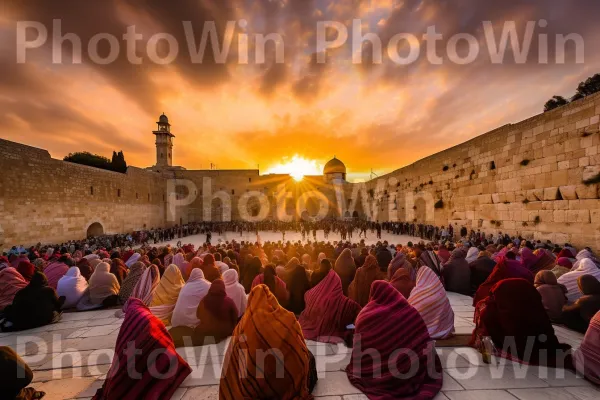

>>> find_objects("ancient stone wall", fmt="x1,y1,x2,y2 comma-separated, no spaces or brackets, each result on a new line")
0,139,167,249
362,93,600,250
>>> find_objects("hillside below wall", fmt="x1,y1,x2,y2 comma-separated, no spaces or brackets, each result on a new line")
0,139,167,249
365,93,600,251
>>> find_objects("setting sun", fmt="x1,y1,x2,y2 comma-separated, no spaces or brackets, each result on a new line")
264,155,323,181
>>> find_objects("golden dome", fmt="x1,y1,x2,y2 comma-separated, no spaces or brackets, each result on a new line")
323,157,346,175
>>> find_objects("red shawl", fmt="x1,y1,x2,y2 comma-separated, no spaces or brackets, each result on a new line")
473,257,534,306
390,269,416,299
93,298,191,400
43,261,69,290
0,268,28,310
346,281,443,400
299,270,361,343
16,261,35,282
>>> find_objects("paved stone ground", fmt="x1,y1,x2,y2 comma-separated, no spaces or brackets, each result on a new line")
0,292,597,400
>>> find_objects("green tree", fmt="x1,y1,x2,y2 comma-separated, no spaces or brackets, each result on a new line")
64,150,128,173
572,73,600,101
544,95,569,112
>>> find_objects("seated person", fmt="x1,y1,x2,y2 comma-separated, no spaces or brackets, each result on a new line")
93,298,191,399
77,262,120,310
0,346,45,400
299,267,361,344
219,284,317,399
558,259,600,304
0,268,28,311
149,264,185,326
409,267,455,339
473,256,534,306
534,270,567,322
171,269,211,328
442,248,471,295
222,269,247,319
57,267,88,309
571,310,600,385
1,272,64,332
349,255,385,307
561,275,600,333
346,281,443,400
170,279,238,347
469,251,496,296
471,278,570,366
118,261,146,304
251,264,289,308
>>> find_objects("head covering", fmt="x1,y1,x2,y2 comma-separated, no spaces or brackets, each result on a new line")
251,267,289,307
572,311,600,385
94,298,191,399
442,248,471,296
76,258,93,281
16,261,35,282
43,260,69,289
465,247,480,264
473,257,534,306
334,248,357,296
88,262,120,305
199,254,221,283
57,267,88,309
299,270,361,344
124,252,141,268
534,270,568,322
390,268,415,300
0,268,28,310
346,281,443,400
387,251,414,282
199,279,237,321
149,265,186,326
470,278,570,366
222,269,247,318
171,269,211,329
408,266,454,339
557,248,575,260
558,258,600,303
118,262,147,304
126,265,160,311
110,259,128,285
348,255,385,307
219,285,314,400
520,247,544,272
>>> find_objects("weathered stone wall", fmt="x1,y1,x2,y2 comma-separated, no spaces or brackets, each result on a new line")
0,139,167,249
362,93,600,250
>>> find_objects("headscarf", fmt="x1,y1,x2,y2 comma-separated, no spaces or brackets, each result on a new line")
552,257,573,279
93,299,191,399
346,281,443,400
436,246,452,265
198,279,237,323
348,255,384,307
222,269,247,318
149,265,185,326
442,248,471,296
389,268,415,300
557,248,575,260
0,268,28,310
465,247,479,264
409,266,455,340
299,270,361,344
57,267,88,309
241,256,263,294
171,269,211,328
124,252,141,268
88,262,120,305
520,247,544,272
126,265,160,310
251,266,289,307
534,270,568,321
572,311,600,385
387,251,414,282
43,260,69,289
334,248,357,296
118,262,147,304
16,261,35,282
219,285,315,400
418,250,444,282
473,257,534,306
199,254,221,283
110,259,128,285
470,278,570,366
76,258,93,281
558,258,600,303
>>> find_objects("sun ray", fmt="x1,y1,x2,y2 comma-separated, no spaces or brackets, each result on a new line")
263,155,323,181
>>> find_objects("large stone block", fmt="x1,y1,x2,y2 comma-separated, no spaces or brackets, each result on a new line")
575,184,599,199
559,186,578,200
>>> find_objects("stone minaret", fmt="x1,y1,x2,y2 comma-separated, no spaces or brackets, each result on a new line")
153,113,175,167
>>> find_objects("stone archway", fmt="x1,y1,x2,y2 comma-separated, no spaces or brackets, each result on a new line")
86,222,104,238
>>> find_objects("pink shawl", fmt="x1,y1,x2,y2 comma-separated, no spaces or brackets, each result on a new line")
0,268,28,310
573,311,600,384
43,261,69,289
409,267,455,339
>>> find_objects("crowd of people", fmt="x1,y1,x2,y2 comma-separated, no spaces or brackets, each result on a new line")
1,221,600,399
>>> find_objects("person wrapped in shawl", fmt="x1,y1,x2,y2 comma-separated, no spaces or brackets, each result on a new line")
149,264,185,326
387,251,414,282
57,267,88,309
171,269,211,329
470,278,570,366
199,254,222,283
282,261,311,315
118,261,146,304
242,256,263,294
170,278,238,347
334,248,357,296
222,269,247,318
117,265,162,318
390,269,415,299
552,257,573,279
43,259,69,290
558,258,600,304
469,250,497,296
561,275,600,333
110,259,128,285
0,268,28,311
0,346,45,400
472,256,534,306
76,258,93,281
409,267,454,340
251,264,289,307
16,261,35,282
349,255,385,307
534,270,567,322
299,269,361,345
93,298,191,400
571,310,600,385
442,248,471,296
416,247,444,283
77,262,120,310
219,284,317,400
346,281,443,400
1,272,64,332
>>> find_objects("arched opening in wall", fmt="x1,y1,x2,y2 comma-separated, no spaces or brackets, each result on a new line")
414,198,427,222
86,222,104,238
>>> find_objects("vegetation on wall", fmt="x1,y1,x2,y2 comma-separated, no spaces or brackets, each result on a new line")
64,151,128,173
520,159,530,166
583,173,600,186
544,73,600,112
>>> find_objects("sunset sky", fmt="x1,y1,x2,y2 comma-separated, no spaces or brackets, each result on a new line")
2,0,600,181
